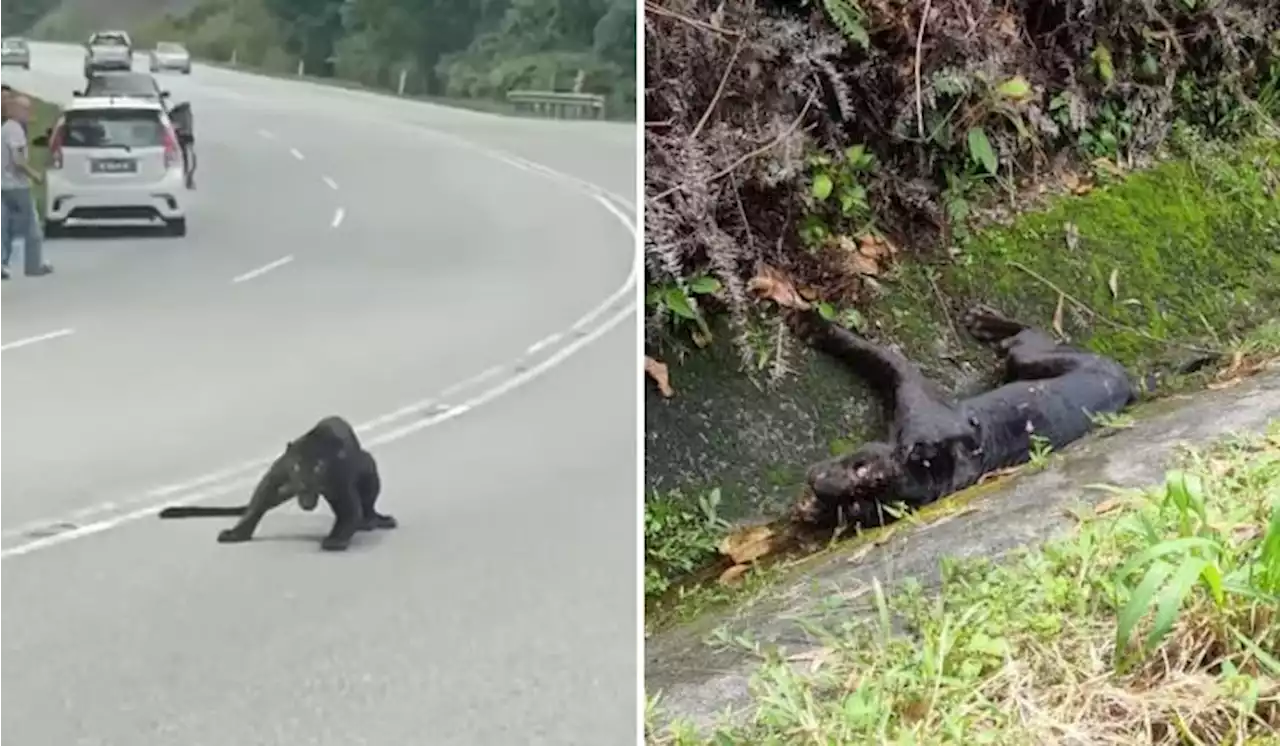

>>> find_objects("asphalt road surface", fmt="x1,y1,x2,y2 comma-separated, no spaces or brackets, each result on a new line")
1,43,638,745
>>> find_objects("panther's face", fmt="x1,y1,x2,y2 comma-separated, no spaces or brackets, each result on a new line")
280,440,328,510
792,441,900,529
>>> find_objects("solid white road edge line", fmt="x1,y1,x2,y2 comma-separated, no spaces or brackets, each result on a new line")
0,327,76,352
231,255,294,283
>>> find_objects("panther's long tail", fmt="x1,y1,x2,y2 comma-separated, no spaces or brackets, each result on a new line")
158,505,248,518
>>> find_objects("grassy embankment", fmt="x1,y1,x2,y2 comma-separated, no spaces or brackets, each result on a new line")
645,133,1280,629
649,423,1280,744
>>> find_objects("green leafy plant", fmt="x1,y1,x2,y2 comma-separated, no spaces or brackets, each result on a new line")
645,275,722,344
645,488,732,599
800,144,877,248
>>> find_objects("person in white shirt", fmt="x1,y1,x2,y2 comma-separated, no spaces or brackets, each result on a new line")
1,91,53,280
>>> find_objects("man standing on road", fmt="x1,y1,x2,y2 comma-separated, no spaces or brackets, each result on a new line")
2,92,54,280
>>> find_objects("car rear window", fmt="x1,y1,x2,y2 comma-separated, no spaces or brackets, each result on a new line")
91,35,128,46
62,110,166,149
3,39,27,49
84,77,158,98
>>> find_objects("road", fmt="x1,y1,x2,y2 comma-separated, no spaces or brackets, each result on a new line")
1,43,638,745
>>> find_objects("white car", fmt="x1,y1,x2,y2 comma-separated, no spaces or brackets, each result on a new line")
43,96,188,237
149,41,191,74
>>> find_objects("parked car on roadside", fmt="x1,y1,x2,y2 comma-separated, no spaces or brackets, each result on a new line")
2,37,32,69
148,41,192,74
83,30,133,77
40,95,189,237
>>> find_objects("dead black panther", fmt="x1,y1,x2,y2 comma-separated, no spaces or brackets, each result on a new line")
158,415,397,551
787,304,1136,530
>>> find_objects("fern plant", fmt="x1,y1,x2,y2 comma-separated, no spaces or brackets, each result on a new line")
818,0,870,49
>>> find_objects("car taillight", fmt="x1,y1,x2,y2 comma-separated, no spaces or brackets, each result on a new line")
48,122,65,170
162,125,179,170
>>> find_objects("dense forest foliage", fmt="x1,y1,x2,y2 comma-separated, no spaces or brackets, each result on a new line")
20,0,636,116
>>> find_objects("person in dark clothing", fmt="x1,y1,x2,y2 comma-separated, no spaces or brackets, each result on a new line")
169,101,196,189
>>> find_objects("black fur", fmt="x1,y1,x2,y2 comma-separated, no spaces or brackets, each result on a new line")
158,416,396,551
790,304,1137,529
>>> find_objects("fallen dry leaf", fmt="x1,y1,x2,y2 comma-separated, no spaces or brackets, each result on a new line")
1093,496,1127,516
718,524,777,565
979,465,1024,484
786,647,835,673
857,233,898,259
748,265,811,310
644,356,675,398
1107,268,1120,299
846,252,882,277
718,563,750,586
1052,293,1066,338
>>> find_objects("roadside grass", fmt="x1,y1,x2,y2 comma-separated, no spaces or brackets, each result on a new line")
16,93,62,216
648,423,1280,745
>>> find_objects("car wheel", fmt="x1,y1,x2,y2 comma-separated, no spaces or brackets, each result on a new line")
164,218,187,237
43,219,66,239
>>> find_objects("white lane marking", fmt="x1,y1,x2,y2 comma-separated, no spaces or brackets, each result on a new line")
231,255,294,283
331,207,345,228
0,328,76,352
290,147,305,161
0,126,638,560
258,128,276,140
0,305,635,559
527,332,562,356
322,176,339,191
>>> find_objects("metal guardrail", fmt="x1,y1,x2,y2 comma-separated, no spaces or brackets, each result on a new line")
505,90,606,120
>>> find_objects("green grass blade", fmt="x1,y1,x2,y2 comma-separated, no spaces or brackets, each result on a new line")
1115,561,1173,660
1146,557,1208,653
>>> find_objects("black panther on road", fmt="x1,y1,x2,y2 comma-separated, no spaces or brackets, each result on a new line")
158,416,397,551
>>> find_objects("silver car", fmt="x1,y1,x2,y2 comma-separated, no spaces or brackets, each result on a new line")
149,41,191,74
83,30,133,76
1,37,31,69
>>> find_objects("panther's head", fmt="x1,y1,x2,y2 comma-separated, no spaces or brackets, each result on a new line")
280,439,329,511
791,441,901,530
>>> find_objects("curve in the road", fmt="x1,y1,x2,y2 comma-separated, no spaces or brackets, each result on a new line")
1,43,639,559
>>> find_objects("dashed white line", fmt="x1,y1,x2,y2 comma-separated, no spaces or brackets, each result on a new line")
1,327,75,352
322,176,339,190
331,207,345,228
289,147,305,161
231,255,294,283
258,128,276,140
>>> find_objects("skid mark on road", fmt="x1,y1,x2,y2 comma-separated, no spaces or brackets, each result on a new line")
231,255,294,283
1,327,76,352
1,137,638,561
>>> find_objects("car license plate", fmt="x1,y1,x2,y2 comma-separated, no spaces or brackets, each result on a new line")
91,159,137,174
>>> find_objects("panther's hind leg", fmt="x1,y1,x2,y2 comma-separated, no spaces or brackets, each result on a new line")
961,304,1030,347
354,451,397,531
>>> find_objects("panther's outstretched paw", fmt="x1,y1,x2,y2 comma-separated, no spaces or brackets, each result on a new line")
961,304,1024,343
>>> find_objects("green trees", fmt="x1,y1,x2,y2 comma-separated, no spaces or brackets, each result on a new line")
21,0,634,113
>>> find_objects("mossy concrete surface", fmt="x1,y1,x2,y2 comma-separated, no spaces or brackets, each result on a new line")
646,367,1280,734
645,138,1280,524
